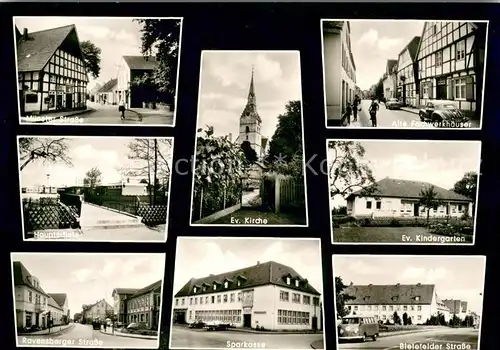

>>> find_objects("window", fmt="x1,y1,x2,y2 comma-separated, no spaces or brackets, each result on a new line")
366,201,372,209
26,94,38,103
418,315,422,321
224,282,228,289
28,291,32,303
366,305,371,311
313,297,320,306
280,291,289,302
211,296,215,303
181,298,185,305
410,306,415,311
200,297,203,304
303,295,311,305
245,126,250,133
376,201,381,210
195,297,198,305
432,24,437,35
213,284,217,290
205,296,209,304
189,298,193,305
223,294,228,303
230,293,235,302
277,310,310,325
295,280,299,287
403,306,408,311
382,306,386,311
237,281,241,287
217,295,221,303
175,299,179,306
436,51,443,66
286,277,290,285
455,78,466,99
456,40,465,60
389,306,394,311
193,287,197,293
292,293,301,303
417,306,422,311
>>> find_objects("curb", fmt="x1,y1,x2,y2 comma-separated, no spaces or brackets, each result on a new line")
19,324,75,337
126,109,144,120
83,201,143,220
226,328,320,335
99,329,158,340
310,340,323,349
20,108,95,123
400,108,419,115
378,328,436,338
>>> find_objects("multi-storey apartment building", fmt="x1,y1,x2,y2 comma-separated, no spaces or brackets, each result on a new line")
48,293,70,324
343,283,451,324
382,59,398,100
322,21,357,125
15,25,88,116
396,36,421,107
125,280,162,330
81,299,113,323
47,296,64,326
442,299,468,320
112,288,139,324
173,261,323,331
416,21,487,117
12,261,50,329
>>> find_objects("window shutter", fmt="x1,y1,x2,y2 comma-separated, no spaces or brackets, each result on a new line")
466,75,474,101
447,78,453,99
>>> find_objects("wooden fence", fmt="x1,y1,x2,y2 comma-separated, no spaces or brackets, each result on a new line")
261,176,306,214
192,181,242,222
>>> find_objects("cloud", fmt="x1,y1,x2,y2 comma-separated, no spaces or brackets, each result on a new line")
71,268,93,283
378,37,403,51
201,92,247,111
71,144,119,164
101,260,118,277
346,260,383,276
358,29,378,45
400,267,449,283
356,28,403,52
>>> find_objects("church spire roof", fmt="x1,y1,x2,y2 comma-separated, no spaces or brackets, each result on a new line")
241,65,261,122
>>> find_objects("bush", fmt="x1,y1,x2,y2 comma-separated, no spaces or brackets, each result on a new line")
390,218,401,227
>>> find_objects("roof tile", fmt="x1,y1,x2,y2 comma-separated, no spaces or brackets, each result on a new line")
344,284,435,305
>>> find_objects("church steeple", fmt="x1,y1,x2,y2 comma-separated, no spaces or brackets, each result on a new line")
241,65,261,122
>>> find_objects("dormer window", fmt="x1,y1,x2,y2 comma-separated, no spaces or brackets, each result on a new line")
295,280,299,287
286,277,291,285
224,282,228,288
213,284,217,290
193,287,197,293
237,280,241,287
415,296,420,301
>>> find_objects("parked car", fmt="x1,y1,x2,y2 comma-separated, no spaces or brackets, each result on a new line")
385,98,402,110
204,320,230,331
91,319,101,330
126,322,139,330
337,316,379,342
419,100,468,125
188,320,206,329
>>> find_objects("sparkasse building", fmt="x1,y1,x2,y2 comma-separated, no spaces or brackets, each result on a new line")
172,261,323,331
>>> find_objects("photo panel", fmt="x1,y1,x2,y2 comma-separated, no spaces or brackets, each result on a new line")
332,255,486,350
321,20,489,129
169,237,326,349
190,50,309,227
18,136,174,242
327,139,481,245
11,252,166,348
13,16,183,127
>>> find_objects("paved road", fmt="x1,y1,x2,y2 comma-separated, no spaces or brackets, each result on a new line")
339,327,478,349
17,323,158,348
46,103,174,126
351,100,420,128
170,326,323,349
241,190,260,207
80,202,139,225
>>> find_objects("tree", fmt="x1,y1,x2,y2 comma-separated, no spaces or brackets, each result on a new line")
83,167,102,188
374,77,384,100
241,141,258,163
393,311,401,325
335,277,355,318
19,137,72,171
328,141,379,200
402,312,408,325
452,171,478,214
408,316,412,325
80,40,102,79
265,101,303,178
134,19,182,103
419,186,443,225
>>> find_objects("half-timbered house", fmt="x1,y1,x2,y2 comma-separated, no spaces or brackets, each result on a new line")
416,21,487,118
15,25,89,116
396,36,421,108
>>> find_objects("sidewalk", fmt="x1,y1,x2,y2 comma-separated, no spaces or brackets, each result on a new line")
310,339,323,349
19,324,74,336
20,108,95,123
401,106,419,115
226,327,320,335
99,327,158,340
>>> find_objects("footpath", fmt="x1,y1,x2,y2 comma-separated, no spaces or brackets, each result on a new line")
19,324,74,336
226,327,320,335
99,327,158,340
20,108,94,123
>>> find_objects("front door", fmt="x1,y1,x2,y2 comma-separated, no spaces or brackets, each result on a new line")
413,203,420,217
57,95,63,110
312,316,318,331
19,90,25,115
243,314,251,328
65,93,72,109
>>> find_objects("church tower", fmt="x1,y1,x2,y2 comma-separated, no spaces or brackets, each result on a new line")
239,66,262,158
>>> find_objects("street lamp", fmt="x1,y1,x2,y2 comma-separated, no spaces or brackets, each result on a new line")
46,173,51,194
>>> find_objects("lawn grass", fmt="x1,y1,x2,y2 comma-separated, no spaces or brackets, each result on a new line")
213,208,306,225
333,226,472,243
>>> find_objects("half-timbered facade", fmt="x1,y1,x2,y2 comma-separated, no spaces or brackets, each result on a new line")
382,59,398,100
416,21,487,117
16,25,89,116
396,36,421,107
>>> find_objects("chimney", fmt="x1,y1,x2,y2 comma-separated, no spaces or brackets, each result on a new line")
416,282,421,287
23,28,28,41
256,261,260,265
396,283,400,287
209,274,214,277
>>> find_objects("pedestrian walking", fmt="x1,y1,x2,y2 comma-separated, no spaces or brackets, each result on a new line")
341,102,353,126
103,322,107,332
368,97,379,127
118,99,125,120
352,96,360,123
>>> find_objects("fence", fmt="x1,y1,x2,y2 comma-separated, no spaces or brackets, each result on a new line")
261,176,306,215
59,192,82,216
22,197,80,233
192,181,242,222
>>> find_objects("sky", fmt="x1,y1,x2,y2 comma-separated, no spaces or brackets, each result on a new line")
14,17,164,91
20,137,173,188
11,253,166,318
173,238,323,298
328,140,481,208
348,20,424,90
333,255,486,315
197,51,302,139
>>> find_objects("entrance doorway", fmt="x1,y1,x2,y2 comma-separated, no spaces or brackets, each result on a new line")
19,91,25,115
436,79,447,99
413,203,420,217
243,314,251,328
57,95,63,110
65,93,72,109
312,316,318,331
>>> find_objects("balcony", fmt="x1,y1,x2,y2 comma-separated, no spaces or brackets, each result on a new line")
35,302,45,313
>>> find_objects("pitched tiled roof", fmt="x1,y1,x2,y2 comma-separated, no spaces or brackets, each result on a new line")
123,55,157,70
407,36,422,61
112,288,140,297
175,261,321,298
83,298,112,310
16,24,76,72
349,178,472,202
12,261,48,295
130,280,162,298
48,296,63,311
344,284,435,305
97,78,117,93
48,293,67,308
387,59,398,74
